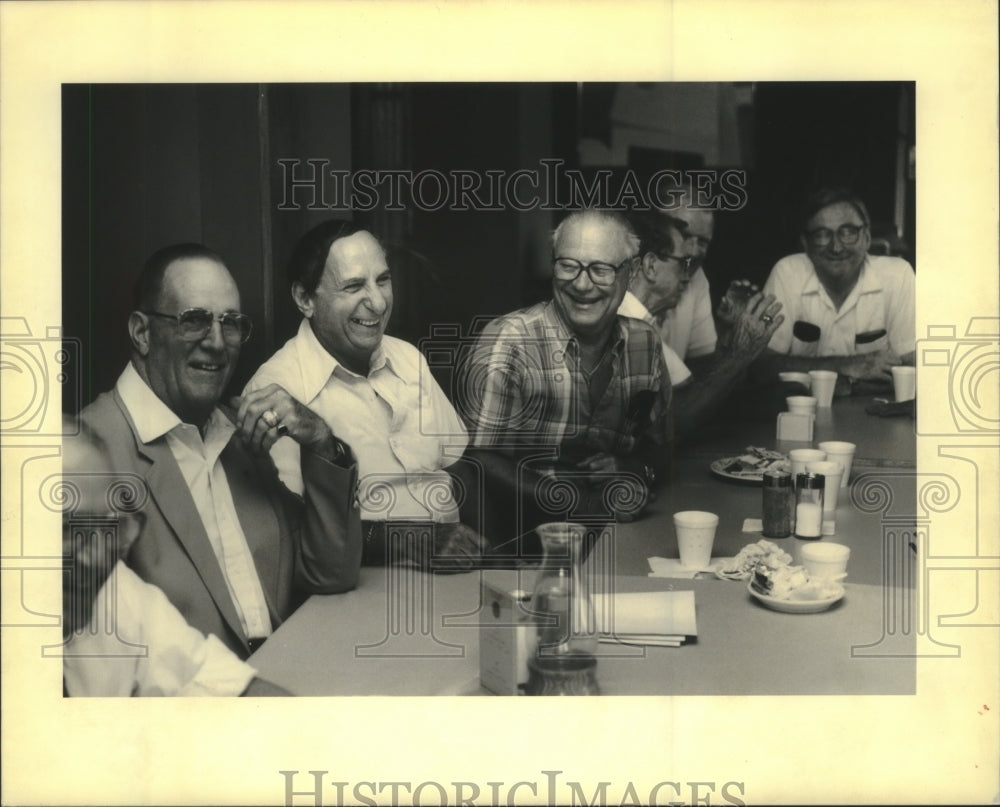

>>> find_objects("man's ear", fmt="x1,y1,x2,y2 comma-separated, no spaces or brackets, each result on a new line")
128,311,151,357
641,252,659,281
291,282,314,318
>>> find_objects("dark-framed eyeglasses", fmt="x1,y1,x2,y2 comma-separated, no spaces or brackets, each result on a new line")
806,223,866,247
142,308,253,344
552,256,633,287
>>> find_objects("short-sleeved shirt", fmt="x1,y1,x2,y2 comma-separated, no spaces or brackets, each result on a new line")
658,267,717,359
461,300,671,468
618,291,693,387
246,319,468,522
762,253,916,357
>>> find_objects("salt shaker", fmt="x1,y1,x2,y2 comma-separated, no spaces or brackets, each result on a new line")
794,472,824,539
761,469,793,538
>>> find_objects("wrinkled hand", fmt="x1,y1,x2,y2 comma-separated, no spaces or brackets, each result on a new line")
230,384,333,457
575,452,625,483
399,522,487,574
716,280,760,326
723,292,784,360
842,348,901,381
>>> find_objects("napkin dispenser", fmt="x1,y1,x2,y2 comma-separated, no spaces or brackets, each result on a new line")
479,579,533,695
777,411,814,441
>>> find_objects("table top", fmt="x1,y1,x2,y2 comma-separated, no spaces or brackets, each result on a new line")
684,394,916,468
250,393,918,696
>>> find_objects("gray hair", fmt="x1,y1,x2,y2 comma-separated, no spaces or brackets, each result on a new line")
551,209,640,261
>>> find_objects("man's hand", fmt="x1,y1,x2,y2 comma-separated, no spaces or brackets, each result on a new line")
841,348,902,381
575,454,651,522
397,522,487,574
716,279,760,327
721,292,784,360
230,384,335,458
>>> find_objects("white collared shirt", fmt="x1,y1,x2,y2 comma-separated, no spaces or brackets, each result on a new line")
657,267,718,360
245,319,468,522
618,291,693,386
63,562,257,697
763,253,916,357
117,363,272,640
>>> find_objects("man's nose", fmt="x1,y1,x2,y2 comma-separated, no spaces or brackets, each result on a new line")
200,318,227,350
363,283,389,314
571,267,596,291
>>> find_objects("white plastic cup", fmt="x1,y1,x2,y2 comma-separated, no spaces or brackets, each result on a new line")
779,371,812,391
789,448,827,480
801,542,851,580
891,366,916,402
818,441,856,488
808,370,838,407
673,511,719,570
786,395,818,416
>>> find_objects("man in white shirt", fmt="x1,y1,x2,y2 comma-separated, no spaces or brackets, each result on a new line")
759,187,916,380
246,220,486,572
60,425,288,695
623,210,784,436
79,243,362,661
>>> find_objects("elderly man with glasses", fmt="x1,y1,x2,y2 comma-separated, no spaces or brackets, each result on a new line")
459,210,671,548
76,243,362,663
759,187,916,380
622,212,784,437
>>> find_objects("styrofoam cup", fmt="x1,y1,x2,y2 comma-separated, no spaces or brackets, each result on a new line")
673,511,719,570
891,366,916,402
786,395,818,415
808,370,838,407
801,542,850,580
818,441,856,488
806,460,843,512
789,448,827,480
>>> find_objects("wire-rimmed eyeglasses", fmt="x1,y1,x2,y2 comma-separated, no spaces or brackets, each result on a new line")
142,308,253,344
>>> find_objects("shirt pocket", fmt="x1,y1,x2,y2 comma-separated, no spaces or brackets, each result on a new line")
854,329,888,355
791,320,821,357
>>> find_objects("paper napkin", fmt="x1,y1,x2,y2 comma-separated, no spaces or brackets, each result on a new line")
593,590,697,645
647,556,734,579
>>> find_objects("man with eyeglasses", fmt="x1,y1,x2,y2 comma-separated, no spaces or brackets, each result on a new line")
621,213,784,436
759,187,916,380
460,210,671,546
77,243,362,663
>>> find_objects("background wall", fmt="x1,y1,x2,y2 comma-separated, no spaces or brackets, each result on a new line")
62,81,914,411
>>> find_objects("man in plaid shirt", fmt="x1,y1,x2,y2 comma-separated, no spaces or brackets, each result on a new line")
457,210,672,551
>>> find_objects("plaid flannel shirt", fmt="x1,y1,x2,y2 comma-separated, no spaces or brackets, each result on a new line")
462,301,671,467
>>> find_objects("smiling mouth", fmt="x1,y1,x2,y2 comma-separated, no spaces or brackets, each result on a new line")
351,316,382,328
190,361,225,373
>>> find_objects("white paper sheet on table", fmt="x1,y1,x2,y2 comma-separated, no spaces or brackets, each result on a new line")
593,590,697,646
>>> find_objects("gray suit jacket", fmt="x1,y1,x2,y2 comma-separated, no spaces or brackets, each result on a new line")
80,388,361,659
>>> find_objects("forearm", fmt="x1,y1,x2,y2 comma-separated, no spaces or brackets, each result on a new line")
673,349,752,438
296,448,362,594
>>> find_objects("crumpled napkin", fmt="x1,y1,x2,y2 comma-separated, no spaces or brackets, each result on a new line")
647,556,735,579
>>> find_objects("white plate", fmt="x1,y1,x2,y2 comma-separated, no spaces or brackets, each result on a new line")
747,580,845,613
710,455,790,484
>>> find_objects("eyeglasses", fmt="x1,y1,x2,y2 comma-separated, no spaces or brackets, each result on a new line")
806,224,866,247
553,256,633,287
143,308,253,344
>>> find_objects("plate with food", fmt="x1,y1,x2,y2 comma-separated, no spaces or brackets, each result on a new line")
710,446,789,483
747,564,845,614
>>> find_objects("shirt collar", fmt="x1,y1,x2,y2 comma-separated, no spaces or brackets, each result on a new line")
116,362,234,445
619,291,655,324
543,299,628,355
296,318,391,398
803,255,881,296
